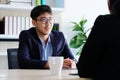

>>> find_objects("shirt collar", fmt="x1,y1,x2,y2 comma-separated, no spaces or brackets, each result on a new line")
39,36,51,45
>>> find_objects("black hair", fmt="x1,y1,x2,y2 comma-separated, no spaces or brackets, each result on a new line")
30,5,52,20
109,0,120,15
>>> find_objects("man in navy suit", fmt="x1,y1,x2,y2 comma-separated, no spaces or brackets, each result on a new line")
17,5,75,69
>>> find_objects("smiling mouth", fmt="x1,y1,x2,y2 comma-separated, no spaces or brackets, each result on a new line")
45,27,51,31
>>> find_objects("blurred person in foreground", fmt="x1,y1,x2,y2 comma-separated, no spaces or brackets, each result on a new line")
18,5,75,69
77,0,120,80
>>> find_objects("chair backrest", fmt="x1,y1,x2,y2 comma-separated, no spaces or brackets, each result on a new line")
7,48,19,69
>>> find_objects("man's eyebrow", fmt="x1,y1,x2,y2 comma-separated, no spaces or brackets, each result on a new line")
40,17,46,19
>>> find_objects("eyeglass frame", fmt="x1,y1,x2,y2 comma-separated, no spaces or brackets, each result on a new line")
36,17,55,24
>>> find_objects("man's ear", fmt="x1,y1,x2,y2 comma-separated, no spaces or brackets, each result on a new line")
32,20,36,26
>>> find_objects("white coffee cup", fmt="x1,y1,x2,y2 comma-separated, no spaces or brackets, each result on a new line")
48,56,63,76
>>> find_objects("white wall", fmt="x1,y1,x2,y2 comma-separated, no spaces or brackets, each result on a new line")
60,0,109,57
61,0,109,41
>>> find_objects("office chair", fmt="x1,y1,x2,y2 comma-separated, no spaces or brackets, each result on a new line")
7,48,19,69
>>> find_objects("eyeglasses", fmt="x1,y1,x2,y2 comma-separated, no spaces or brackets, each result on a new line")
36,17,54,24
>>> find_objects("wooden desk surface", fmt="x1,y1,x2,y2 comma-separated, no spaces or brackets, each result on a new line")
0,69,80,80
0,69,92,80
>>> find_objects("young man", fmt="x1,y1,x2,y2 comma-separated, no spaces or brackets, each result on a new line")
17,5,75,69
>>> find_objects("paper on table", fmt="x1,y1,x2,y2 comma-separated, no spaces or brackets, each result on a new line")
0,74,6,78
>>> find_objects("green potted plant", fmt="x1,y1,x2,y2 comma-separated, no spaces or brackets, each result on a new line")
69,17,91,56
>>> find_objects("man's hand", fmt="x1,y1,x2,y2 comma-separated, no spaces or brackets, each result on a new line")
63,58,76,69
44,62,49,69
45,58,76,69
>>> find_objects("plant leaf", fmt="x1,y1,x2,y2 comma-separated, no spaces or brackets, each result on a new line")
71,22,83,31
69,35,84,48
76,44,85,55
70,17,91,56
79,19,87,28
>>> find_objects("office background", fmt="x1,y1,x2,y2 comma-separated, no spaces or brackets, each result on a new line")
0,0,108,69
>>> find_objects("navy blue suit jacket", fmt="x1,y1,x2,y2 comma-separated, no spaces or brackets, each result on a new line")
18,27,74,69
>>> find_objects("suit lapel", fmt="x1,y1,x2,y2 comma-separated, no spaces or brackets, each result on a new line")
50,32,57,56
33,28,42,59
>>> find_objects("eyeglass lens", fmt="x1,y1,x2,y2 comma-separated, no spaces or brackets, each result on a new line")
37,17,54,24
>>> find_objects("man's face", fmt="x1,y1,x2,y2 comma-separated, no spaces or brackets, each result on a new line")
33,12,54,36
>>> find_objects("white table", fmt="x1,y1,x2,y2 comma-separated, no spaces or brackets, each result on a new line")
0,69,92,80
